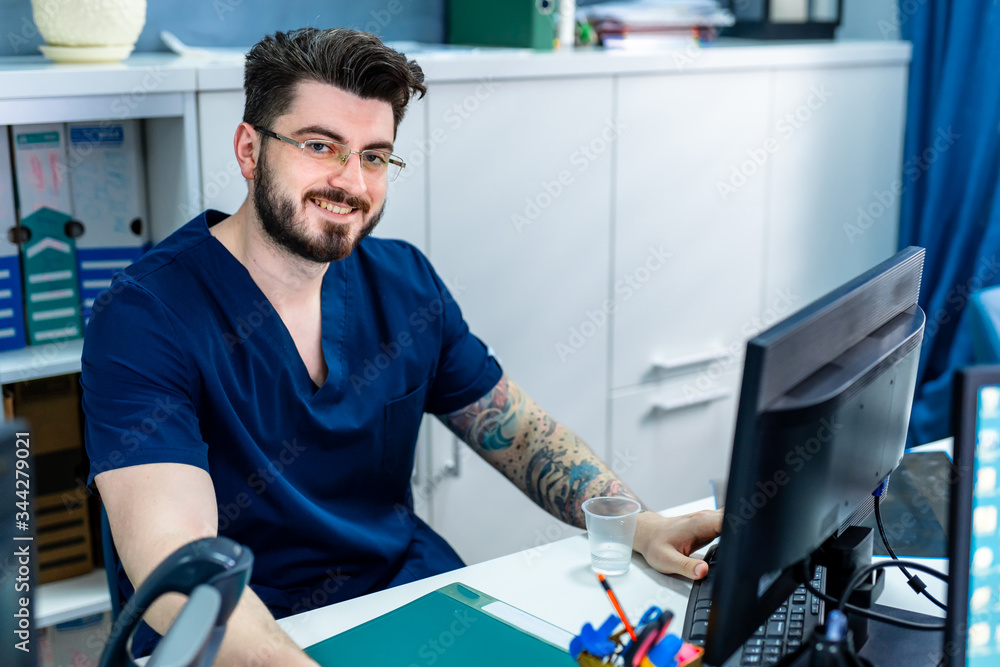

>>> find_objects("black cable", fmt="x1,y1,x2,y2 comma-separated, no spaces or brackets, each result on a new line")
874,495,948,611
803,578,945,632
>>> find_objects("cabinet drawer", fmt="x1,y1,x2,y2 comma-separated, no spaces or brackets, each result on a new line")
610,369,741,512
611,72,769,390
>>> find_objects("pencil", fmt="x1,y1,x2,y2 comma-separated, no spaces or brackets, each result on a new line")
597,573,637,641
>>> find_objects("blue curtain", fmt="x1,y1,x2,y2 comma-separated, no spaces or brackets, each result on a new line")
901,1,1000,445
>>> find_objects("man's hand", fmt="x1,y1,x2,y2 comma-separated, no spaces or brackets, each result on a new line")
632,509,723,580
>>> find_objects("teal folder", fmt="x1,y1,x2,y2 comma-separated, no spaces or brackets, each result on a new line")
305,583,579,666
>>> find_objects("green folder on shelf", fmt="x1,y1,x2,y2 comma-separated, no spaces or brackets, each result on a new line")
305,582,579,666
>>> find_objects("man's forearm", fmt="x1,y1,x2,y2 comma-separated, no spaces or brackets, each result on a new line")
141,586,314,667
118,530,315,667
439,374,646,528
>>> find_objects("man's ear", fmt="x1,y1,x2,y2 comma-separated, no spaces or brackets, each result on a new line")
234,122,259,181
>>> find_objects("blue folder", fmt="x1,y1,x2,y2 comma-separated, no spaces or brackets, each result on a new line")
305,582,579,666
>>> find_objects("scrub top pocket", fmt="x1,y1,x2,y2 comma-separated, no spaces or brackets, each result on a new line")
382,379,429,479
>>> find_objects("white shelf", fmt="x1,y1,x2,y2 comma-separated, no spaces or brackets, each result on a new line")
36,569,110,629
0,339,83,385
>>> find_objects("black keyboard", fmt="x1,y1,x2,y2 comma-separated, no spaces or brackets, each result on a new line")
682,545,826,666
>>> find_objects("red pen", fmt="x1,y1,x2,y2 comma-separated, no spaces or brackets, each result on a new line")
632,611,674,666
597,573,638,641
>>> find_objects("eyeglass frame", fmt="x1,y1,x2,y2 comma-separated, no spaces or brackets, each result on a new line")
253,126,406,181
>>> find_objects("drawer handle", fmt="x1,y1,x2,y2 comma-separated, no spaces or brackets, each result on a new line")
651,349,729,372
651,388,733,413
442,436,462,478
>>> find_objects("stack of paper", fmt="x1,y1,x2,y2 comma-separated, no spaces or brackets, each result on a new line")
581,0,734,50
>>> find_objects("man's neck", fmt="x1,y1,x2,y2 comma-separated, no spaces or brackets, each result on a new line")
210,201,328,308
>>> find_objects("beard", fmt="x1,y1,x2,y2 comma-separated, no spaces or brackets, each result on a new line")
252,144,384,263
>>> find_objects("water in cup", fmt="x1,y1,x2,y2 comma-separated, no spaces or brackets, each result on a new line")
590,541,632,575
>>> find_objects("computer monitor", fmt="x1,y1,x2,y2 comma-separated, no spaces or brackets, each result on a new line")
947,365,1000,666
704,246,926,666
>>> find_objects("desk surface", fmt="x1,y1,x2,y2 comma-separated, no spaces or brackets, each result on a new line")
278,493,948,654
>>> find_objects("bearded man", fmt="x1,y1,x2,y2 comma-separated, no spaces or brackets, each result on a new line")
82,27,721,666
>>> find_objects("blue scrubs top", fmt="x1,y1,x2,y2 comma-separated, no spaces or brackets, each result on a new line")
82,210,502,651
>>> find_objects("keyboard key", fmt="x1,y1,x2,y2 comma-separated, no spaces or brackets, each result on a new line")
745,645,762,655
770,611,786,622
746,639,764,648
694,609,711,623
742,656,762,665
789,626,804,639
790,611,805,621
754,625,766,637
811,602,821,615
689,621,709,639
766,621,785,637
695,599,713,610
792,593,807,604
764,639,782,649
788,639,803,649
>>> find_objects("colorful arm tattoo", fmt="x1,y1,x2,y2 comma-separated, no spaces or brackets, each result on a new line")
438,374,646,528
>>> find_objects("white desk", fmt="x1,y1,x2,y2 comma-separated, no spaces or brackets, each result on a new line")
277,498,712,651
276,495,947,654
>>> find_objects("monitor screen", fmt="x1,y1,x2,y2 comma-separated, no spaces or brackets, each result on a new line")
949,367,1000,666
967,385,1000,659
704,247,926,666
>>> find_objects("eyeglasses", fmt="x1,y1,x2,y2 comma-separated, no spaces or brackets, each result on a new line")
254,127,406,182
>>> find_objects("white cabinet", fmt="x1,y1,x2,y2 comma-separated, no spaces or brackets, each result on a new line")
609,369,742,512
196,90,246,217
423,76,614,564
611,71,770,391
765,65,908,308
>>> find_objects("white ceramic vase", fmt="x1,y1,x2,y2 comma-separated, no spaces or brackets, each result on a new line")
31,0,147,63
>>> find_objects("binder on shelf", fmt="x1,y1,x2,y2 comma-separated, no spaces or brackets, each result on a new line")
12,122,73,218
305,582,577,666
0,128,27,352
68,120,150,324
18,208,84,346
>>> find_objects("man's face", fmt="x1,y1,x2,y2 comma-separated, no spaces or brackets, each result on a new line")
252,80,395,263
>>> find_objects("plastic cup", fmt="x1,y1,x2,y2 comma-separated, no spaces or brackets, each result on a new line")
582,496,642,575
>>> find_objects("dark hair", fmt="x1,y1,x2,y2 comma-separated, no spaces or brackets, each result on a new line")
243,28,426,132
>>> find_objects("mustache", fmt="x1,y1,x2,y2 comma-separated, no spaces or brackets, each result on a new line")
304,188,371,214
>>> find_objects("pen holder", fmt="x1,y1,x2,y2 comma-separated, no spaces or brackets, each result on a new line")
571,611,705,667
